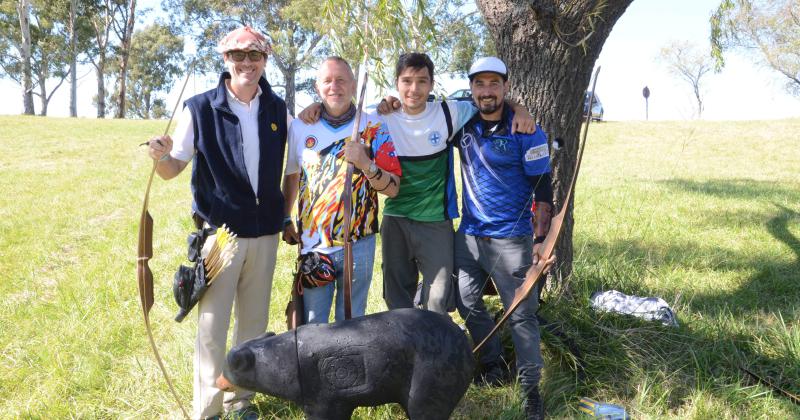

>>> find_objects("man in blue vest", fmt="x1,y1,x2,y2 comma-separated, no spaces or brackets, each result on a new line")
452,57,554,420
146,26,290,420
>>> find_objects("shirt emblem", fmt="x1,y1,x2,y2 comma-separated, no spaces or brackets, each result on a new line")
305,135,317,149
429,131,442,146
271,123,278,131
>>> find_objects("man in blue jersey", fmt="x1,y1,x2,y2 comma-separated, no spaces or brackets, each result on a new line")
452,57,554,420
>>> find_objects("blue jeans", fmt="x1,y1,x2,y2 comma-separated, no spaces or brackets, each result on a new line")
454,232,543,387
303,234,376,324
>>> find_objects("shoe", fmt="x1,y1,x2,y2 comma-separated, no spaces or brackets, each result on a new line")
522,385,544,420
474,361,508,387
227,406,260,420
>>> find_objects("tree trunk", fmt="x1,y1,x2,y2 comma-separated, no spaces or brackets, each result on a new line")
17,0,34,115
92,5,112,119
283,67,296,116
477,0,633,287
69,0,77,117
95,59,106,118
38,73,48,116
144,91,151,119
115,0,136,118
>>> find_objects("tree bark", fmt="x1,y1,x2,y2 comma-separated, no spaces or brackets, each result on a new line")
284,68,296,116
38,75,47,116
69,0,77,117
91,1,113,119
115,0,136,118
95,59,106,118
17,0,35,115
477,0,633,287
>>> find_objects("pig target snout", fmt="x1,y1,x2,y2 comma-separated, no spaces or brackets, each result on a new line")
228,347,255,373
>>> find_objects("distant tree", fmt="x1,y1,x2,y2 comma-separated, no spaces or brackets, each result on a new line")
0,0,35,114
43,0,94,117
1,0,77,116
659,40,714,119
711,0,800,96
111,0,135,118
85,0,116,118
30,4,72,116
106,23,183,119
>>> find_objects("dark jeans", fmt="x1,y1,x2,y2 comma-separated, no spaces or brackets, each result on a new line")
454,231,543,387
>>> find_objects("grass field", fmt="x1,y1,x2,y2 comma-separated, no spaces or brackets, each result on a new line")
0,115,798,419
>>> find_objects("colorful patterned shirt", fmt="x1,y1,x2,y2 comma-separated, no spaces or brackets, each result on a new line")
285,112,401,254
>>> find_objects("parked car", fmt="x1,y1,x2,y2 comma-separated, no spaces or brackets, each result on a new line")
447,88,473,101
584,91,603,121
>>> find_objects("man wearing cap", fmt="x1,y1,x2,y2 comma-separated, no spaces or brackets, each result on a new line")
146,26,290,420
281,56,402,324
452,56,554,420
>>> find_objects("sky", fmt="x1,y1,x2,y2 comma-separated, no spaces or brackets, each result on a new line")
1,0,797,121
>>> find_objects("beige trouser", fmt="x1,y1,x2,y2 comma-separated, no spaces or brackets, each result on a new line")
193,233,279,419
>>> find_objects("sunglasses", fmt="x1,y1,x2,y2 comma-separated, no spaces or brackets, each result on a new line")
227,50,265,62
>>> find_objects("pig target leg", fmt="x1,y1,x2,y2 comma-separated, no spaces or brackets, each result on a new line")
303,403,355,420
405,373,464,420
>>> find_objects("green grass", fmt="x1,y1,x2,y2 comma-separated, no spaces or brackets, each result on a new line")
0,115,798,419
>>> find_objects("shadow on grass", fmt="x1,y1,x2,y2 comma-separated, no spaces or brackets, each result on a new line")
660,178,800,203
527,179,800,417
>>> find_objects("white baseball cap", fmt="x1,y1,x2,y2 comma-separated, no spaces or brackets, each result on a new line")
468,57,508,81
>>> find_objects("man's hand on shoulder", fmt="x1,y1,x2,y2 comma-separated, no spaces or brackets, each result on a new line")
507,100,536,134
298,102,322,124
377,96,402,115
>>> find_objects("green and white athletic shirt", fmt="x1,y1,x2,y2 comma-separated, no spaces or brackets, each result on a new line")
380,100,475,222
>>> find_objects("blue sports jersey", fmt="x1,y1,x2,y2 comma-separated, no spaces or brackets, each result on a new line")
455,110,551,238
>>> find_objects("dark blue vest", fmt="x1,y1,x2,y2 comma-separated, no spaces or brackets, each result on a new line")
185,72,287,238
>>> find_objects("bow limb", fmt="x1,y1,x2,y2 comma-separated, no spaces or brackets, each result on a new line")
136,60,195,419
473,66,601,355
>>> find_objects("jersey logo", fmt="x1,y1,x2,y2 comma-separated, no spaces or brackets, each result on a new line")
305,135,317,149
492,138,510,154
429,131,442,146
271,123,278,131
525,144,549,161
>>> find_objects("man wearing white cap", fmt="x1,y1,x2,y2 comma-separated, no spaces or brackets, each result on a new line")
452,56,554,420
146,26,291,420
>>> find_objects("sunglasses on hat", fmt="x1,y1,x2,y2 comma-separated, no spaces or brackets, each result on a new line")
227,50,265,62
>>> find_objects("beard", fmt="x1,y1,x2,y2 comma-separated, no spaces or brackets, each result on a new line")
476,96,501,114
